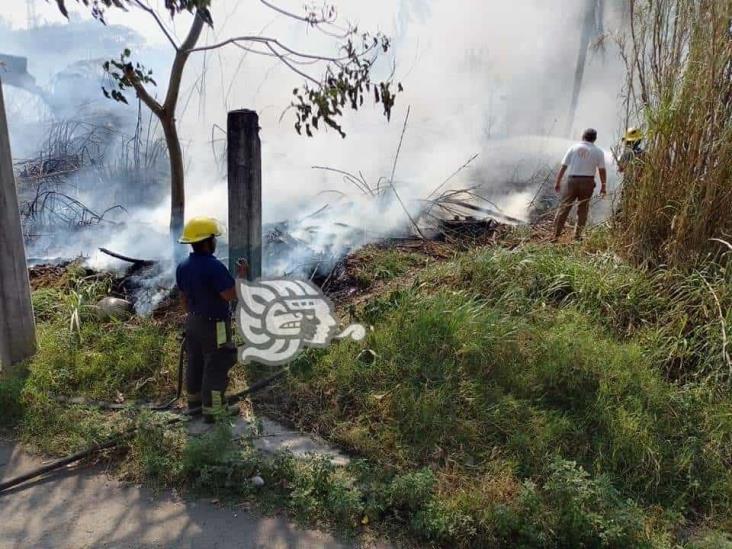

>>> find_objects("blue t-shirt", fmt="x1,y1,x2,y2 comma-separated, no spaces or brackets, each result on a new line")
176,252,235,320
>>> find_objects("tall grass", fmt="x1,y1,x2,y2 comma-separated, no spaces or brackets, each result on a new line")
268,285,731,545
427,243,732,383
617,0,732,266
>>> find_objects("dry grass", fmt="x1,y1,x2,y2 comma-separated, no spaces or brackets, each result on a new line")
616,0,732,267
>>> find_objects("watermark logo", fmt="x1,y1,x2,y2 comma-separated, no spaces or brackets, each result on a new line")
235,278,366,366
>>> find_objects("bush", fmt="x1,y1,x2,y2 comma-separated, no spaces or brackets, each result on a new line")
387,468,436,512
542,458,647,548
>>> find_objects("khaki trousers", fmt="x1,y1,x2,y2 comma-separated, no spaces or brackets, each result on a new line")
554,176,595,239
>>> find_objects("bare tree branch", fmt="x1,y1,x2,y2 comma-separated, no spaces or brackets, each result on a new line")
164,10,206,112
259,0,334,25
133,0,179,50
187,35,373,64
265,43,321,86
123,66,163,115
232,42,322,65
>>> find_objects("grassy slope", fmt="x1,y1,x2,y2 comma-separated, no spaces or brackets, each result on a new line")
2,234,731,547
1,264,181,454
255,234,732,547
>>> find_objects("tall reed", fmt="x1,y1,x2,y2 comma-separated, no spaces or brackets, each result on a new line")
616,0,732,267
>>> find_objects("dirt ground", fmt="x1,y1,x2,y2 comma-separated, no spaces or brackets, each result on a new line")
0,440,346,549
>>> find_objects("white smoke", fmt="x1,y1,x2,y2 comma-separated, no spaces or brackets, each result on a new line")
4,0,628,305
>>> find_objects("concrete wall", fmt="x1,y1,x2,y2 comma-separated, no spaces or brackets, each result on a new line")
0,79,36,370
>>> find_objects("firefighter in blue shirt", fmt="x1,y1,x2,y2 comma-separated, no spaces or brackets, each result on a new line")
176,217,246,422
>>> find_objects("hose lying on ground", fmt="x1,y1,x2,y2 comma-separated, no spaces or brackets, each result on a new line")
0,367,289,495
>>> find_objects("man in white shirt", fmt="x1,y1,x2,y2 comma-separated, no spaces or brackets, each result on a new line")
553,128,607,240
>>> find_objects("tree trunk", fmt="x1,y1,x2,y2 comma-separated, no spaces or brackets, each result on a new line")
162,111,185,249
566,0,599,137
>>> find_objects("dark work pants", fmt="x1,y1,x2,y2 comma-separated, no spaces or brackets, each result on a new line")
185,314,236,415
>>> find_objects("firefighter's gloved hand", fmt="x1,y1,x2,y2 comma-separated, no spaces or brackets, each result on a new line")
236,258,249,279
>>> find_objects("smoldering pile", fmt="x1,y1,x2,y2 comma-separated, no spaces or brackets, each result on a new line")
28,252,172,322
262,163,526,286
16,111,168,264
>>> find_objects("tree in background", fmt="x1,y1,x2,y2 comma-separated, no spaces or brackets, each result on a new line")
565,0,605,137
52,0,401,242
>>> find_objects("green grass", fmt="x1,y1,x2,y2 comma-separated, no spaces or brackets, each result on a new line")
6,236,732,546
345,246,430,290
0,368,26,429
425,242,732,383
5,272,180,455
258,241,732,546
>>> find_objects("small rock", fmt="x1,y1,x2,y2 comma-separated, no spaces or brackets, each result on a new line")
250,475,265,488
95,297,133,321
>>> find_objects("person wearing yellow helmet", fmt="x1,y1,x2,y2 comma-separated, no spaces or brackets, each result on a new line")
175,217,247,422
618,127,645,174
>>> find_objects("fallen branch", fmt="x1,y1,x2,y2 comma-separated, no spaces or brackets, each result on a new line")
99,248,156,267
430,198,526,225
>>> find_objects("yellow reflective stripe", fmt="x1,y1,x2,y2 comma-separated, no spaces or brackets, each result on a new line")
216,322,227,347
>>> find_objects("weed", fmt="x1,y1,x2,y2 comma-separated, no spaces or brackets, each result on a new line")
124,411,185,488
0,369,26,429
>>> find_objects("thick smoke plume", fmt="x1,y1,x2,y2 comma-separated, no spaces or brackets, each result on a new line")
3,0,627,310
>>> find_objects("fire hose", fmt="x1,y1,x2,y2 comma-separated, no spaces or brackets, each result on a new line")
0,367,289,495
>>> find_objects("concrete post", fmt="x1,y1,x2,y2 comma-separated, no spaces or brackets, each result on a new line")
0,80,36,370
227,109,262,281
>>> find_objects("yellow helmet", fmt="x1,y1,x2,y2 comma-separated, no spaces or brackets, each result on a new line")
179,217,223,244
624,127,644,143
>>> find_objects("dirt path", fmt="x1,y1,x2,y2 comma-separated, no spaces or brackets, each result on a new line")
0,440,345,549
